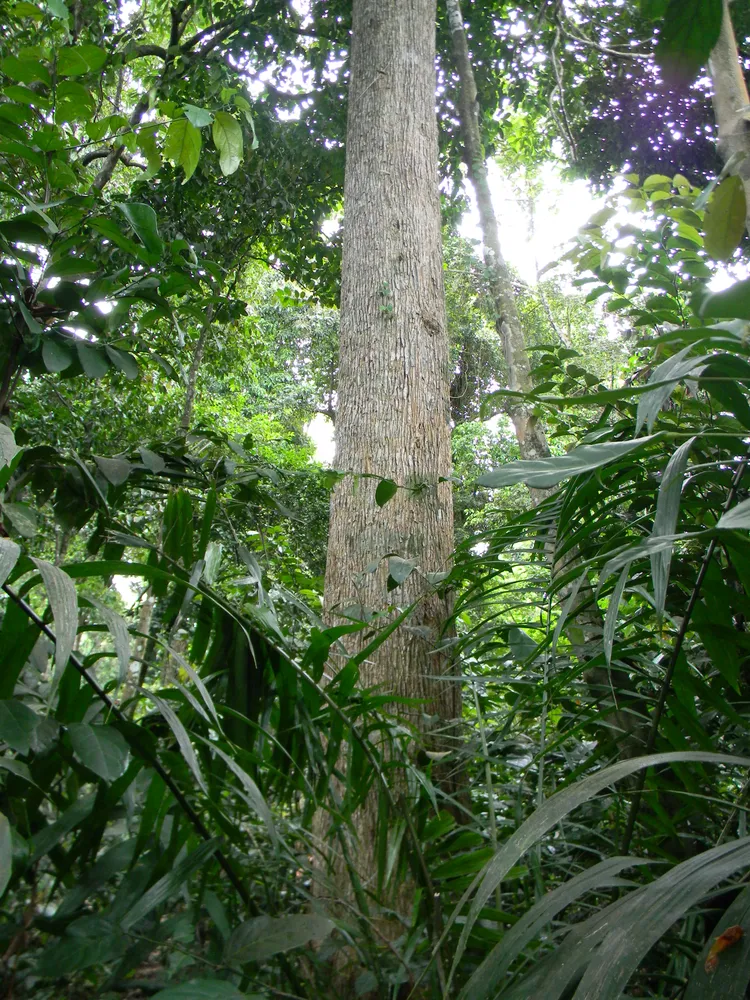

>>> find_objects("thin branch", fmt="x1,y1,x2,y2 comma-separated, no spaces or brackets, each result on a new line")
124,43,168,61
559,24,652,62
80,148,146,169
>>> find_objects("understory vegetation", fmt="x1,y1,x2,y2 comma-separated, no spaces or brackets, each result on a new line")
1,1,750,999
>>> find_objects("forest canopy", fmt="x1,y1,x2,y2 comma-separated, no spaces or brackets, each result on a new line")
1,1,750,998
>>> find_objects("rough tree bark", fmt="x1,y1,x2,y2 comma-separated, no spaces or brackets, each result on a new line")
709,0,750,228
322,0,461,907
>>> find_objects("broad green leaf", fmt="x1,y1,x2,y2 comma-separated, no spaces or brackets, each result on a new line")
57,44,107,77
164,118,201,183
717,498,750,531
0,813,12,899
104,346,139,379
45,256,99,279
36,929,127,976
2,502,37,538
0,699,38,755
76,343,109,379
704,175,747,261
121,838,219,930
443,752,750,992
387,555,414,587
153,982,254,1000
212,111,243,175
30,793,95,863
139,446,166,473
89,215,143,258
651,437,694,615
31,558,77,672
183,104,214,128
458,856,654,1000
45,0,69,21
0,215,47,244
508,626,536,663
0,759,33,784
477,438,654,490
42,339,73,372
701,278,750,321
116,202,163,258
0,426,19,469
375,478,398,506
0,538,20,587
68,723,129,781
655,0,723,83
1,54,50,85
224,913,334,965
56,838,136,917
94,455,132,485
572,838,750,999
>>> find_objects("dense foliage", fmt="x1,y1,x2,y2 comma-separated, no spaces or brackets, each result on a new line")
1,1,750,999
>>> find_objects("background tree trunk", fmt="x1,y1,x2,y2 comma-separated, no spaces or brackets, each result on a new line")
322,0,461,907
445,0,550,478
709,0,750,227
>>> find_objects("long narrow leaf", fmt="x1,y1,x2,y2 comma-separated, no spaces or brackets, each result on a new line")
442,752,750,993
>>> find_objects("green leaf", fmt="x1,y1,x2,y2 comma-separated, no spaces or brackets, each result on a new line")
650,437,694,615
224,914,334,966
0,813,12,899
45,0,69,21
31,558,77,673
105,346,139,379
121,838,219,930
458,856,655,1000
387,555,415,586
212,111,243,176
68,723,129,781
30,793,95,863
57,44,107,77
183,104,214,128
0,426,19,469
139,446,166,473
655,0,723,84
375,479,398,506
602,566,628,666
477,438,654,490
0,215,47,244
2,502,37,538
0,538,21,588
164,118,201,183
701,278,750,321
704,175,747,261
82,596,131,684
144,691,207,794
1,54,50,85
718,497,750,531
153,982,253,1000
572,838,750,1000
94,455,132,485
116,202,163,258
47,158,77,188
41,339,73,373
0,700,39,755
508,626,536,663
635,345,708,433
684,884,750,998
45,256,99,279
76,342,110,380
443,752,750,993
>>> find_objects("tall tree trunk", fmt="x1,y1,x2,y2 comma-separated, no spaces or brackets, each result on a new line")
322,0,460,907
709,0,750,226
445,0,550,475
180,305,213,432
